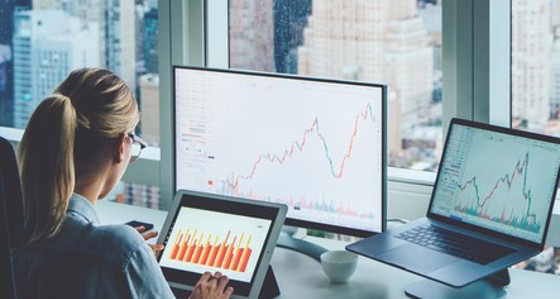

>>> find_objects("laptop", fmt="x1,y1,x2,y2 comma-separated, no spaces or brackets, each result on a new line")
347,118,560,287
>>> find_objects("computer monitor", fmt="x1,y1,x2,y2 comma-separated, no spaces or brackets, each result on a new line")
173,66,386,241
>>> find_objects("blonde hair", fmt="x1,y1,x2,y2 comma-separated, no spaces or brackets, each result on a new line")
18,68,138,243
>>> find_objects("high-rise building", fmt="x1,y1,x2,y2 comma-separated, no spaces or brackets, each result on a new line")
1,1,31,44
229,0,275,72
105,0,137,93
64,0,106,66
13,10,99,128
143,7,158,74
0,45,14,127
297,0,434,155
272,0,311,73
111,181,160,209
139,73,159,145
58,0,137,90
512,0,552,131
32,0,60,10
550,39,560,119
385,3,433,124
0,1,31,127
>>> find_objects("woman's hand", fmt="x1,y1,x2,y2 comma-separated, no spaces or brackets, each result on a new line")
188,272,234,299
135,226,164,256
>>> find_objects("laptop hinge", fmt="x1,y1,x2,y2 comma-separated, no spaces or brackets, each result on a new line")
485,269,510,287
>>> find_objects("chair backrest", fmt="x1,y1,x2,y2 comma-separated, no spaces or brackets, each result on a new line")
0,136,24,299
1,173,17,298
0,137,24,246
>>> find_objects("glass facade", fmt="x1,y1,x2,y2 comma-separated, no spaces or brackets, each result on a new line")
512,0,560,276
0,0,160,207
0,0,160,146
228,0,443,172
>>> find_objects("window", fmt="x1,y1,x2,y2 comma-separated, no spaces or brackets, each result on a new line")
512,0,560,275
228,0,443,172
0,0,161,208
512,0,557,134
0,0,160,146
109,181,160,209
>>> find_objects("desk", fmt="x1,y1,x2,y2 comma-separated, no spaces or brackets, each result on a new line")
97,200,560,299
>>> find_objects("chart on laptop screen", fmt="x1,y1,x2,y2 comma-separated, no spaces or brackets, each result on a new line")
431,124,560,243
174,69,384,233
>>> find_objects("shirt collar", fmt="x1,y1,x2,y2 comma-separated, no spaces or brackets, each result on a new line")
67,193,101,225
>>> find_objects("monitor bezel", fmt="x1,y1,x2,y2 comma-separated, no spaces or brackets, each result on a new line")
427,117,560,250
172,65,387,237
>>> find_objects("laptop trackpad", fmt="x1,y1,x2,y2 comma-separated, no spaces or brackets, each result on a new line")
377,243,458,273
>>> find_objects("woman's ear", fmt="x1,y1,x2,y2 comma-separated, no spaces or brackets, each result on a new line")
114,133,128,163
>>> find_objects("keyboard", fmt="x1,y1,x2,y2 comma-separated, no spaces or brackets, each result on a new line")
395,224,514,264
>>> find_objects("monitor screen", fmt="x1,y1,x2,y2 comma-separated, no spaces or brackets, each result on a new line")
173,67,386,236
430,121,560,244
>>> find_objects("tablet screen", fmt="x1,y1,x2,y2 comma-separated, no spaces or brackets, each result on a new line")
158,193,280,296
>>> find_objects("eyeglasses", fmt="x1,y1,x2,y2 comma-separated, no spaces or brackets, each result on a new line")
127,132,148,162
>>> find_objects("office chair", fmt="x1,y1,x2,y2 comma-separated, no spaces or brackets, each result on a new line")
0,136,25,299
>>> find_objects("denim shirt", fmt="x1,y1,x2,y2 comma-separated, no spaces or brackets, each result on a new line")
14,194,175,299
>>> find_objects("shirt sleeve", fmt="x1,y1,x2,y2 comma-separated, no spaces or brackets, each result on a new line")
124,243,176,299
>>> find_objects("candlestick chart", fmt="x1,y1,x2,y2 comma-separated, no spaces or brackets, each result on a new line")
431,124,560,243
454,152,540,233
175,71,385,233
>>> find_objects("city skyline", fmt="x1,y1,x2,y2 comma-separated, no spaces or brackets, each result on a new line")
0,0,160,141
229,0,442,170
1,0,560,170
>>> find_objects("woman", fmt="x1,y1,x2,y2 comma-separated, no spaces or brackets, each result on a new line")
14,68,233,299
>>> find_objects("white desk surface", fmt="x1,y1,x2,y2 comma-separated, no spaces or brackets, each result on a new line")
97,200,560,299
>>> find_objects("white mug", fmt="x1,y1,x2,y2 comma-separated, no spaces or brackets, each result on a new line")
320,250,358,284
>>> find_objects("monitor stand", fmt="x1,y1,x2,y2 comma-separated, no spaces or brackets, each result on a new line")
404,269,510,299
258,266,281,299
275,229,328,262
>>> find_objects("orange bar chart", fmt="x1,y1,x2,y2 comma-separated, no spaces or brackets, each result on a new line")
168,228,253,273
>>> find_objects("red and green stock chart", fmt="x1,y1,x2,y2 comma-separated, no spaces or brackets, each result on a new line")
175,69,384,233
431,124,560,243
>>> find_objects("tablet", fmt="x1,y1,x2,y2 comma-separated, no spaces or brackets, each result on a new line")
157,190,287,299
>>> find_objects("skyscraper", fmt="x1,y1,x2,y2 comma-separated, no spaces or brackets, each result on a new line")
143,7,158,74
550,38,560,119
297,0,434,155
0,0,31,126
139,73,159,145
229,0,275,72
31,0,60,10
63,0,106,66
512,0,552,131
105,0,137,93
272,0,311,73
385,3,433,123
13,10,100,128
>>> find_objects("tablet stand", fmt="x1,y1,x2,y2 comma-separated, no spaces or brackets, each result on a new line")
276,230,328,262
258,266,281,299
404,269,509,299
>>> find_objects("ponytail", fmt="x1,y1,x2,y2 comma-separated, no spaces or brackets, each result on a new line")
19,67,138,243
18,94,77,243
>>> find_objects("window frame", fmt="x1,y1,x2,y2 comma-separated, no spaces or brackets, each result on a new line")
202,0,511,190
0,0,515,210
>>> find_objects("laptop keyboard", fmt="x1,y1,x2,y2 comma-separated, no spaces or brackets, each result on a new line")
395,224,514,265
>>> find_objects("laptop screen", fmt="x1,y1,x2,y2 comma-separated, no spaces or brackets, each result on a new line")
430,120,560,244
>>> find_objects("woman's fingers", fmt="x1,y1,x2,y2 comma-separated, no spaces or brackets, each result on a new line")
142,231,158,241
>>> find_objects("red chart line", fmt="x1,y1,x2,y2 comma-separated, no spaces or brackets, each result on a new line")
225,103,376,192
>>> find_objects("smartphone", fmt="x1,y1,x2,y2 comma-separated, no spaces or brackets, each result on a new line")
125,220,154,231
